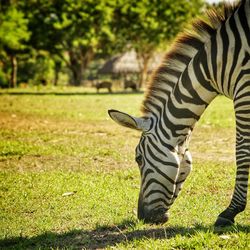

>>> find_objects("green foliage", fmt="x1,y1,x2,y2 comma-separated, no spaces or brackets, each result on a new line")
25,0,117,85
0,7,30,51
13,51,54,85
0,0,205,88
114,0,203,50
0,6,30,87
0,69,8,88
112,0,203,86
54,0,116,49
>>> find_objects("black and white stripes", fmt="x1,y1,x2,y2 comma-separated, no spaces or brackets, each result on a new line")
109,0,249,226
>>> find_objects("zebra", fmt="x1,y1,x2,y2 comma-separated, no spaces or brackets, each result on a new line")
108,0,250,227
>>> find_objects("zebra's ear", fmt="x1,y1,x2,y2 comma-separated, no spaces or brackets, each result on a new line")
108,109,151,131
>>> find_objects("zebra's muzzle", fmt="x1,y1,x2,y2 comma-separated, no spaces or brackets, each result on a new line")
138,196,169,224
138,206,169,224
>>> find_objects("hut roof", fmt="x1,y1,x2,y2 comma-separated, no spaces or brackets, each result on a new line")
98,50,162,75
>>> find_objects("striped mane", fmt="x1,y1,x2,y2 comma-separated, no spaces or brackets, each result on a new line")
142,0,242,115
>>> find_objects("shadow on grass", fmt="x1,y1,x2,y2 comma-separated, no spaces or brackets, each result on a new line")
1,220,250,250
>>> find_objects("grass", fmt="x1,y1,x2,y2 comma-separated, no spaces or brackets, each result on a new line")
0,90,249,249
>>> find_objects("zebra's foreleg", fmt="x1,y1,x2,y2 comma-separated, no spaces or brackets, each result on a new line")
215,134,250,227
215,164,249,227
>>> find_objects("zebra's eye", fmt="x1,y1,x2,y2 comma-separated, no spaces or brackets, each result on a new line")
135,155,143,165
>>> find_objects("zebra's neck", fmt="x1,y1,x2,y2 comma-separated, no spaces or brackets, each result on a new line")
164,63,218,148
143,0,248,149
145,35,219,149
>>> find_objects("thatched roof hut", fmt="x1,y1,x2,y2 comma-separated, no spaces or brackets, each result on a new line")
98,50,163,75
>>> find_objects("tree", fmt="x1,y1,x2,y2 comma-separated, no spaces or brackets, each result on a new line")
25,0,116,86
0,6,30,88
0,0,204,88
113,0,204,87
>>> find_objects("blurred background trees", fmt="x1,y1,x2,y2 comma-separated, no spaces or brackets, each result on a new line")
0,2,30,88
0,0,213,89
113,0,203,87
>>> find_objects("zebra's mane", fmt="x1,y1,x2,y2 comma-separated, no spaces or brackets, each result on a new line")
142,0,242,115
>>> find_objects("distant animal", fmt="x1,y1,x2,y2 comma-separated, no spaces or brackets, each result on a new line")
95,81,112,93
40,78,47,86
124,80,138,91
108,0,250,227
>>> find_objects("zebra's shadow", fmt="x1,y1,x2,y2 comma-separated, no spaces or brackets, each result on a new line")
88,220,250,248
1,220,249,249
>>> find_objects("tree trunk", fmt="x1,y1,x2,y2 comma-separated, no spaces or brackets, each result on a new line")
69,64,83,86
53,68,59,86
9,54,17,88
137,52,151,88
140,57,150,88
53,59,62,86
68,49,82,86
68,47,94,86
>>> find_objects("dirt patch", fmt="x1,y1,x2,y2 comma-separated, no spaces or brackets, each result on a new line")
0,111,236,173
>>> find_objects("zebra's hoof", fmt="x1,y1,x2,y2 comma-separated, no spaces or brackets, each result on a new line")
214,216,234,227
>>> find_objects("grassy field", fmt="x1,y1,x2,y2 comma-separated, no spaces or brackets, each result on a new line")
0,91,249,249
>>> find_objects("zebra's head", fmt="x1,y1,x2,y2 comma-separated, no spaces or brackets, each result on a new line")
108,109,191,224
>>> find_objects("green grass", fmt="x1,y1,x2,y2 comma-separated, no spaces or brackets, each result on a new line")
0,91,249,249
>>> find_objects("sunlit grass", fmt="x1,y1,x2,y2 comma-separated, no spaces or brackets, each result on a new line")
0,93,143,121
0,91,233,126
199,95,234,128
0,91,249,249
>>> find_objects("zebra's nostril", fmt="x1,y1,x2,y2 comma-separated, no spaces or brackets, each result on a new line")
137,204,169,224
145,209,169,224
